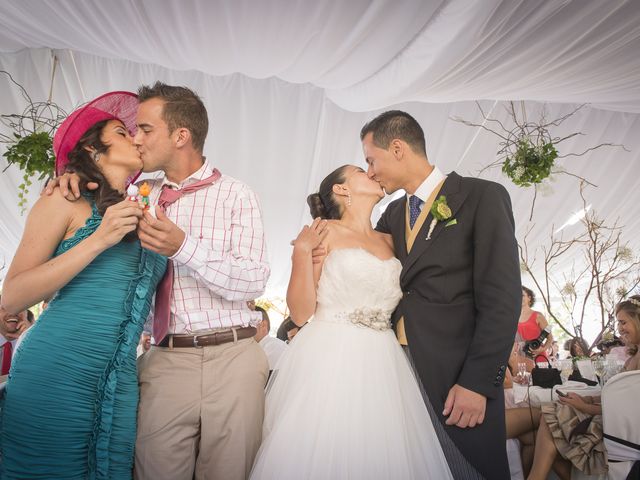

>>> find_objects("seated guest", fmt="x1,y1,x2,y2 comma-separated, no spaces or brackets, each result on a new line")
254,306,286,371
136,331,152,358
596,334,627,362
276,316,302,343
518,287,553,363
0,297,35,375
564,336,591,358
527,295,640,480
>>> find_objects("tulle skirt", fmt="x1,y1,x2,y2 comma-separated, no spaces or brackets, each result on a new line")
250,317,453,479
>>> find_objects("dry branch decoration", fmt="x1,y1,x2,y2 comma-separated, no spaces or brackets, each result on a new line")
1,66,66,213
520,182,640,347
452,101,627,219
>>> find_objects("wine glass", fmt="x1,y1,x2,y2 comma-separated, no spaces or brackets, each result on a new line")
604,358,623,382
592,358,606,387
517,362,529,384
559,359,573,384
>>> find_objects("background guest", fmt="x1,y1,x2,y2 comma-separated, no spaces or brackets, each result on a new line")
518,287,553,363
0,296,35,376
136,331,151,358
254,306,287,372
563,337,591,359
526,295,640,480
276,316,302,343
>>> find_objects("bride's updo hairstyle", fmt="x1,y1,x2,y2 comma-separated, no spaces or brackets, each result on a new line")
307,165,350,220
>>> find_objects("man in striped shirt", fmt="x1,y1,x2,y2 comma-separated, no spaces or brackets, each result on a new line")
131,82,270,480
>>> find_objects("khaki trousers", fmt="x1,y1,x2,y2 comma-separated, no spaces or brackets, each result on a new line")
134,337,269,480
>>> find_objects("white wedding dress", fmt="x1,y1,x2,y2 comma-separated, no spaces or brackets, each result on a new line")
250,248,453,479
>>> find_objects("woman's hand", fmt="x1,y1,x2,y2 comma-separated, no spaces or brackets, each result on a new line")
92,199,144,249
558,392,602,415
292,218,328,254
558,392,588,410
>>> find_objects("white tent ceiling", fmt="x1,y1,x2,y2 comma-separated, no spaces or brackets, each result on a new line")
1,0,639,336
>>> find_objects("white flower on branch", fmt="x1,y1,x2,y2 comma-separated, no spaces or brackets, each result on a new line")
617,246,633,263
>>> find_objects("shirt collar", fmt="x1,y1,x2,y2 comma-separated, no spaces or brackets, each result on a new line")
409,166,446,203
161,158,215,190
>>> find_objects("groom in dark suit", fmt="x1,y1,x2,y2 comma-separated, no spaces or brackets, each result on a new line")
362,111,521,479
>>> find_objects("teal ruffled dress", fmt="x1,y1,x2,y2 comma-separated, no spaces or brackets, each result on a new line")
0,198,166,479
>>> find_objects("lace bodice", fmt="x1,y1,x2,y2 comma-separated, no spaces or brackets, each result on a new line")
314,248,402,330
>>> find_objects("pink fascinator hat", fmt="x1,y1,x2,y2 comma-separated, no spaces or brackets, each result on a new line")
53,91,139,176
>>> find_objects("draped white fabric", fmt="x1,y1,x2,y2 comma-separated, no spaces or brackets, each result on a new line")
0,1,639,333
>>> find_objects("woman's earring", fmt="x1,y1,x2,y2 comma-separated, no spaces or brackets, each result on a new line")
92,152,101,163
346,192,352,207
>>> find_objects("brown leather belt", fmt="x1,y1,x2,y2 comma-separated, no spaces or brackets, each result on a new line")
157,326,257,348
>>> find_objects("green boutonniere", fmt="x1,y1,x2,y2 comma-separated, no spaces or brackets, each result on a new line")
426,196,455,240
430,196,452,221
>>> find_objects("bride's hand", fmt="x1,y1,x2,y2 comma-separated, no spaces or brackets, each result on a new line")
291,218,328,254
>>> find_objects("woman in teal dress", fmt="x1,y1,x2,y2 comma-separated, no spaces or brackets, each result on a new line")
0,92,167,479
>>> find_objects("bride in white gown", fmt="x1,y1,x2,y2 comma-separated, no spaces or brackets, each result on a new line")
250,165,453,480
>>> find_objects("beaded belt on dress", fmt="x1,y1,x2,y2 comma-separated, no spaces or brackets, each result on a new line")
316,307,393,331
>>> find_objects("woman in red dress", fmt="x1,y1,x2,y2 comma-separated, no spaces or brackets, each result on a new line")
518,286,553,363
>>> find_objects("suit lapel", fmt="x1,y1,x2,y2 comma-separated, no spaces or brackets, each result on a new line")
388,197,409,263
400,172,468,284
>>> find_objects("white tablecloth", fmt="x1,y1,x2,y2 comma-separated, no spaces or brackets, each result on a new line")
512,380,601,407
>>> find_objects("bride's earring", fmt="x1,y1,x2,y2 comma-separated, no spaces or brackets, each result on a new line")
346,191,352,207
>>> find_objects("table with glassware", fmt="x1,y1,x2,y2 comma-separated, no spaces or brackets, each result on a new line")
511,380,601,407
510,356,623,408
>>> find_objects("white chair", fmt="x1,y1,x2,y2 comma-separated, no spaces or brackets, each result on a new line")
602,370,640,480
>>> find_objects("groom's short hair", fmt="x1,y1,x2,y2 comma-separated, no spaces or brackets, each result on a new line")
360,110,426,157
138,81,209,153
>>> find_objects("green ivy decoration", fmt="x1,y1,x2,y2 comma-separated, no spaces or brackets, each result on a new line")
1,69,66,214
452,101,627,219
502,138,558,187
4,131,56,211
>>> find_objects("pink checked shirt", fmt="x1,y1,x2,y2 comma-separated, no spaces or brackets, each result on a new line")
145,160,270,334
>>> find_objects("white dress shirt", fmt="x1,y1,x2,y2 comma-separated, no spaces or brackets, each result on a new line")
409,165,446,207
145,160,270,334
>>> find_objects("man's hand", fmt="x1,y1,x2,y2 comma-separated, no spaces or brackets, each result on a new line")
443,384,487,428
43,172,98,200
138,206,186,257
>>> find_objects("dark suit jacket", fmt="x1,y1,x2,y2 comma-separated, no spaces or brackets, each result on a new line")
376,172,521,480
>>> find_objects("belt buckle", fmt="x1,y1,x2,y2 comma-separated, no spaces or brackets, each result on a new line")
192,335,204,348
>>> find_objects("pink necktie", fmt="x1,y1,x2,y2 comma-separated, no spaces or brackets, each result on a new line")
1,342,12,375
152,169,221,343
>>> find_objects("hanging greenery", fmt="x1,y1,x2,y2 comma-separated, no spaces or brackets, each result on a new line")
452,101,627,219
502,137,558,187
1,68,66,213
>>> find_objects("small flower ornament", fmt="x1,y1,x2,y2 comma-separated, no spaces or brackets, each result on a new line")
347,308,391,331
426,195,454,240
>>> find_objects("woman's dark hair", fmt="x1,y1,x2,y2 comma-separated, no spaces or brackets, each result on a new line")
307,165,350,219
522,286,535,307
65,120,136,241
564,337,590,357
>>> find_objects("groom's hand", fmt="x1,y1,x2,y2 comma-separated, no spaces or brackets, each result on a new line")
138,207,185,257
443,384,486,428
